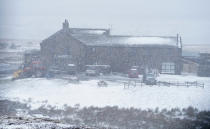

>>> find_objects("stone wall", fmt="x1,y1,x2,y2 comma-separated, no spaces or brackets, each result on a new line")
85,45,182,74
40,34,86,71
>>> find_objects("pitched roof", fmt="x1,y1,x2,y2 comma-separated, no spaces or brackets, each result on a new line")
43,27,180,48
70,28,109,35
73,34,179,47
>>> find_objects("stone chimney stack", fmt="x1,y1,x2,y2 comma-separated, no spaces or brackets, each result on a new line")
62,19,69,30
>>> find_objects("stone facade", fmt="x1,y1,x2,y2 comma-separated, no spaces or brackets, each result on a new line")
40,29,86,71
85,45,182,74
40,20,182,74
198,53,210,77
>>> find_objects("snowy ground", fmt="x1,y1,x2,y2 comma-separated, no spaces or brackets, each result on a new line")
1,39,210,128
0,116,78,129
1,39,210,111
0,74,210,111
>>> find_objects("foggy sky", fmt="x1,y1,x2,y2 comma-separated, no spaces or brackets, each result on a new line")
0,0,210,44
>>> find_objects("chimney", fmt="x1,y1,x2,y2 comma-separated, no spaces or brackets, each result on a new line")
176,33,179,46
62,19,69,30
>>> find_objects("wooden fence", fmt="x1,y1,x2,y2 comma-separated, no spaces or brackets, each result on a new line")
123,80,204,89
157,81,204,88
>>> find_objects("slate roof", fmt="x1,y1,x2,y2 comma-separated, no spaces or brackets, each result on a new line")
73,34,179,47
43,27,180,48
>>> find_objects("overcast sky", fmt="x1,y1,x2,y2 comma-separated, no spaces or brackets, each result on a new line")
0,0,210,44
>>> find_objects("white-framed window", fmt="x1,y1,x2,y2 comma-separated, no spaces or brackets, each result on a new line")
161,62,175,74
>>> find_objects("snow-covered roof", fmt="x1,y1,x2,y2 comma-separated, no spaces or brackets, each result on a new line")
42,27,180,48
70,28,109,35
73,34,179,47
124,37,176,45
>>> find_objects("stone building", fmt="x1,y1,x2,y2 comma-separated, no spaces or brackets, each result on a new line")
197,53,210,77
182,58,199,75
40,20,182,74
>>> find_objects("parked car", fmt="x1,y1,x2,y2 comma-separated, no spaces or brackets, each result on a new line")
86,65,111,75
85,66,99,76
144,73,157,85
66,64,77,75
128,68,139,78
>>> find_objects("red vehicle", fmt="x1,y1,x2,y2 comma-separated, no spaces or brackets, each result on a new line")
31,61,46,77
128,68,139,78
21,61,46,78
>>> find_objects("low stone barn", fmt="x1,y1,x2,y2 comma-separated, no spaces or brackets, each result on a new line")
182,58,199,75
40,20,182,74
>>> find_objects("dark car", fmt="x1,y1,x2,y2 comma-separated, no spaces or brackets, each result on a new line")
145,73,157,85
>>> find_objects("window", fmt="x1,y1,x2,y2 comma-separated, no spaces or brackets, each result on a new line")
161,62,175,74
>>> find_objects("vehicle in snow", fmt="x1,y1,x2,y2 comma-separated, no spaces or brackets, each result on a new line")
12,61,46,80
47,64,77,78
47,65,68,78
128,68,139,78
85,65,111,76
12,49,46,80
66,64,77,75
85,66,99,76
12,69,23,80
144,73,157,85
97,65,111,74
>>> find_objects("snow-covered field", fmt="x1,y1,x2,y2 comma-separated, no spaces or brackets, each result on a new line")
0,74,210,111
1,39,210,128
1,39,210,111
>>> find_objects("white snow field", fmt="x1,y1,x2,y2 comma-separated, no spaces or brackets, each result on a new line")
0,74,210,110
